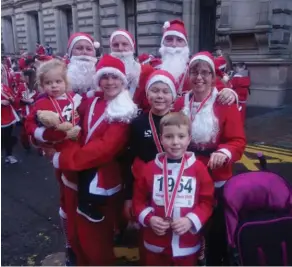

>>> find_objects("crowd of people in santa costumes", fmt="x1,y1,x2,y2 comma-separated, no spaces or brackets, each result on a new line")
1,16,250,266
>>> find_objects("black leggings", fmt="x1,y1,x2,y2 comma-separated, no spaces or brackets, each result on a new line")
1,125,17,156
205,187,229,266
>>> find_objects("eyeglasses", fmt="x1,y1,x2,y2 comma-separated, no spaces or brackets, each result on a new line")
189,70,212,78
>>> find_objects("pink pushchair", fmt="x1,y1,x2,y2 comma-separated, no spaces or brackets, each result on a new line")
223,158,292,266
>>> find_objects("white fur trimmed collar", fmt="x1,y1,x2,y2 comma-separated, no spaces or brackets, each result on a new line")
105,89,138,123
154,152,196,169
181,87,218,118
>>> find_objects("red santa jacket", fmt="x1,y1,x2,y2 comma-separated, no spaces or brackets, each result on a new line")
231,72,250,103
133,152,214,257
132,64,154,112
174,89,246,186
52,92,137,221
25,92,82,145
15,83,38,118
1,84,20,127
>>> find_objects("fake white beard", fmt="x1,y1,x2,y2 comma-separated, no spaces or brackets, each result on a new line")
159,45,190,82
67,55,97,94
105,89,138,123
191,101,219,146
111,51,141,89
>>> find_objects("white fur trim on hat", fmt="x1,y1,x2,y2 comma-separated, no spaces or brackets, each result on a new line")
93,67,128,90
219,63,226,70
68,35,94,57
189,55,215,73
161,30,187,45
110,31,134,48
146,75,177,99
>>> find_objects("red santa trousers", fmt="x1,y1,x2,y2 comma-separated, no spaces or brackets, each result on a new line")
145,247,198,266
75,194,118,266
61,171,79,254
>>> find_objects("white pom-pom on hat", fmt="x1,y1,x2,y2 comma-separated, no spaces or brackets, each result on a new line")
163,21,170,30
94,41,100,49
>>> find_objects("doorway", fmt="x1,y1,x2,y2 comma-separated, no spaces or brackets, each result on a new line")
199,0,217,52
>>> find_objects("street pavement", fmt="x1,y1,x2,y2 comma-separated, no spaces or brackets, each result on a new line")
1,105,292,266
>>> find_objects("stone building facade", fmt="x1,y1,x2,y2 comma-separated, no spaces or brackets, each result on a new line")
2,0,292,107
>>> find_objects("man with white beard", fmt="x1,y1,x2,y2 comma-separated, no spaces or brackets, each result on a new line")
159,19,237,105
66,32,100,96
110,29,154,111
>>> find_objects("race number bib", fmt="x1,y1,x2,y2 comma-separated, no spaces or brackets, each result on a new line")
152,175,196,208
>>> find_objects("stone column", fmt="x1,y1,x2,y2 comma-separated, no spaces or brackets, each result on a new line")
11,14,19,52
25,13,33,53
54,8,61,53
92,0,101,41
38,9,45,45
72,4,78,33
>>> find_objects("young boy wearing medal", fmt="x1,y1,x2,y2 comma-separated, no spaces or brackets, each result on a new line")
133,112,214,266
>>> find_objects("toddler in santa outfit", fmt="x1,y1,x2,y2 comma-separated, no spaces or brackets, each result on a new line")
133,112,214,266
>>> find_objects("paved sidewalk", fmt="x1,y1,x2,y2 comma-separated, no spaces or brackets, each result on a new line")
245,105,292,148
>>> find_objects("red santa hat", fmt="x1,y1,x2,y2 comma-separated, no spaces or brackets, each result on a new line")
146,70,176,99
109,29,135,49
93,54,128,89
67,32,100,57
189,51,215,74
37,55,53,62
150,58,162,69
215,56,227,71
161,19,188,45
138,53,154,65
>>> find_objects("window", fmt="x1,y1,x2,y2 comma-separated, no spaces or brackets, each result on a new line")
124,0,137,54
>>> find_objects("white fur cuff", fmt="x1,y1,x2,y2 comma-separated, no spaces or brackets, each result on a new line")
186,212,202,234
52,152,60,169
34,127,46,142
218,148,232,159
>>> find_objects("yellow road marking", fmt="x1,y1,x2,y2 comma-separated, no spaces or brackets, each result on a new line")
114,247,139,260
246,145,292,156
249,144,292,153
245,147,292,162
239,154,259,170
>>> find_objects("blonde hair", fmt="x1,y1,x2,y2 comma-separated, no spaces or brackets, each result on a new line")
160,112,191,135
36,59,68,88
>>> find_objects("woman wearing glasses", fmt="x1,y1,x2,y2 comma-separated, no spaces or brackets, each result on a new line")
174,51,246,266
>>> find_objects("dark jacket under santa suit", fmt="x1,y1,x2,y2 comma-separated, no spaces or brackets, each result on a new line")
133,152,214,257
1,84,20,127
52,90,138,222
174,88,246,187
25,92,82,146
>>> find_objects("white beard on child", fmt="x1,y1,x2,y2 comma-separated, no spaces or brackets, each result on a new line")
191,102,219,147
111,51,141,90
159,45,190,82
67,55,97,95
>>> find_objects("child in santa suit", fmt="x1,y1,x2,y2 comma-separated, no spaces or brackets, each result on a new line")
1,65,20,164
25,58,82,265
133,112,214,266
51,54,138,266
14,72,38,151
231,62,251,123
